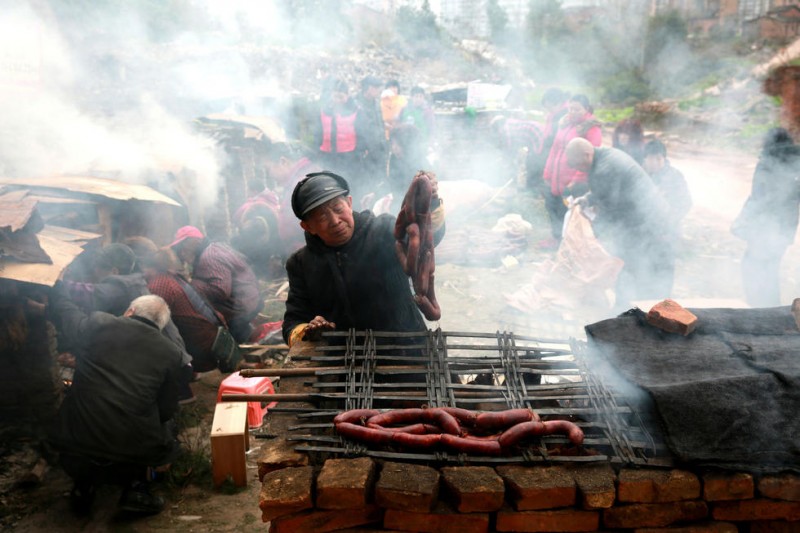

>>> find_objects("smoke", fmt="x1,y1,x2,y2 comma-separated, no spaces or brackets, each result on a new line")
0,0,791,324
0,1,224,209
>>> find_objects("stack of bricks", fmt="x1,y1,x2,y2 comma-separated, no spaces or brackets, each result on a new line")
258,456,800,532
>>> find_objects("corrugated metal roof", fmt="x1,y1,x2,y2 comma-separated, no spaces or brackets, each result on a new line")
0,176,182,207
199,114,287,143
39,225,102,246
0,190,38,232
27,194,95,206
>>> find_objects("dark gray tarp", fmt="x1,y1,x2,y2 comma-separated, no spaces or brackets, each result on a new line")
584,307,800,473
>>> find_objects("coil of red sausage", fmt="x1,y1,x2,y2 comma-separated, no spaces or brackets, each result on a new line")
394,171,441,321
333,407,584,454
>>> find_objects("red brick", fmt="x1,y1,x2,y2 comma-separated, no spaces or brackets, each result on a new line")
334,529,405,533
603,501,709,529
316,457,376,509
634,522,738,533
569,464,616,509
758,474,800,501
646,299,697,335
440,466,505,512
383,502,490,533
618,469,701,503
257,437,309,481
750,520,800,532
269,505,383,533
711,499,800,521
496,507,600,532
259,466,314,522
497,465,576,511
702,472,754,501
375,462,440,512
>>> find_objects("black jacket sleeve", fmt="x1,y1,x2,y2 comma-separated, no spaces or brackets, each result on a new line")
157,358,181,423
282,251,316,342
47,282,94,349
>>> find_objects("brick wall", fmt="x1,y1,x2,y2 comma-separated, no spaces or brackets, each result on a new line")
255,346,800,532
257,457,800,532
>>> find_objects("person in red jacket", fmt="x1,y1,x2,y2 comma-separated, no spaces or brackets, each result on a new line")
316,79,363,197
541,94,602,248
532,88,569,191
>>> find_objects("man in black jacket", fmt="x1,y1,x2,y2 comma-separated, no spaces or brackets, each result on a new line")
566,138,675,307
48,292,182,515
282,171,444,346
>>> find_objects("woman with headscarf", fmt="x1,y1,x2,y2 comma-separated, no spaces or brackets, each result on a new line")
733,127,800,306
541,94,602,248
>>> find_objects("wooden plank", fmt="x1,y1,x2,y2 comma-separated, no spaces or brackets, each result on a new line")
210,402,249,487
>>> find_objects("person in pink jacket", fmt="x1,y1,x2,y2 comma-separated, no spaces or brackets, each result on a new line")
541,94,602,247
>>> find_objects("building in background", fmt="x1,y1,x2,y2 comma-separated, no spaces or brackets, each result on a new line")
352,0,800,40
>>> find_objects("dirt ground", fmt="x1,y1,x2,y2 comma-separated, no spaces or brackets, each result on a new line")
5,140,800,532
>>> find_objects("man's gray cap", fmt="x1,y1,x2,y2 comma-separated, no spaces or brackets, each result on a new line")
291,171,350,219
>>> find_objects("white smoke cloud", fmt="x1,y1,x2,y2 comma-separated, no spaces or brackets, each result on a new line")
0,1,223,209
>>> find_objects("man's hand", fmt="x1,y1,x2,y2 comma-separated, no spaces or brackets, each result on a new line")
303,316,336,341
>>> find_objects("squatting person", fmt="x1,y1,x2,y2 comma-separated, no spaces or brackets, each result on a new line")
47,293,182,515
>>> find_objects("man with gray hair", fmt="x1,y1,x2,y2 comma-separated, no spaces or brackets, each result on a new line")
47,289,183,515
565,137,675,307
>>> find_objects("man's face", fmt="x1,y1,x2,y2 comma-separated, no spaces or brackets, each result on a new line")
365,85,381,100
412,93,425,107
643,153,665,175
300,196,355,247
567,101,587,121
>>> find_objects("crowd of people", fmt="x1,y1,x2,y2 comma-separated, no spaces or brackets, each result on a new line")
35,77,800,518
38,223,274,514
494,89,695,304
314,76,435,206
33,74,445,517
494,89,800,310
